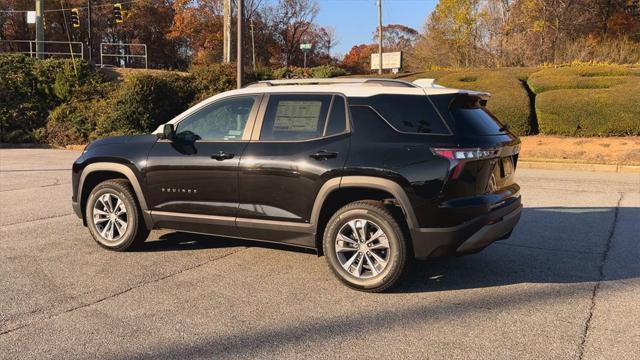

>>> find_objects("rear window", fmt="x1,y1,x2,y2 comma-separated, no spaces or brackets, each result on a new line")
449,95,507,135
366,95,450,135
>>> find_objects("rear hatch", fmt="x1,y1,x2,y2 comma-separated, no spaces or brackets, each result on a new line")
429,93,520,201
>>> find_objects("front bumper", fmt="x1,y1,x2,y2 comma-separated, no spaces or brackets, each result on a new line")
410,196,522,260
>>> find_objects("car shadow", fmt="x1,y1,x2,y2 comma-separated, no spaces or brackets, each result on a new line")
137,206,639,293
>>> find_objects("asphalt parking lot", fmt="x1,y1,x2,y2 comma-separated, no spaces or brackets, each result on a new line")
1,148,638,359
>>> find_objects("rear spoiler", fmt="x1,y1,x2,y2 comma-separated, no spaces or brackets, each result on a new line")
412,78,491,100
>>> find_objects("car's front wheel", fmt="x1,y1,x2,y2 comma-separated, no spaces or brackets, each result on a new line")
323,200,408,292
86,179,149,251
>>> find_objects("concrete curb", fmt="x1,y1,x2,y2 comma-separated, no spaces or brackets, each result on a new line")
518,160,640,173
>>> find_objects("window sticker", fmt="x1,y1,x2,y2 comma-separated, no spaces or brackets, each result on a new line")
273,101,322,132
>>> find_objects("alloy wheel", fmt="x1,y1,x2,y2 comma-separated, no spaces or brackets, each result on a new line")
92,193,128,242
335,218,390,279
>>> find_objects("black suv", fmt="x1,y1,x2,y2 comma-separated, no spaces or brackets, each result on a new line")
72,78,522,292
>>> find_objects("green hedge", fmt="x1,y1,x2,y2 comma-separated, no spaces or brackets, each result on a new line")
95,72,197,138
271,65,348,80
0,55,101,142
528,65,640,136
3,54,638,145
408,68,537,136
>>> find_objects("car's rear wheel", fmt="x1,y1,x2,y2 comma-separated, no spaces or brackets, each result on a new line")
323,200,407,292
86,179,149,251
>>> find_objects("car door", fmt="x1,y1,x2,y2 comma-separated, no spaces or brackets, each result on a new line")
237,93,351,247
145,94,261,236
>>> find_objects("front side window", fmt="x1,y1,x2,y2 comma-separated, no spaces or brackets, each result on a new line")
176,96,256,141
260,94,332,141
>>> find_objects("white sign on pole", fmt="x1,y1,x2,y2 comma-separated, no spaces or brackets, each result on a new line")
27,11,36,24
300,43,312,51
371,51,402,70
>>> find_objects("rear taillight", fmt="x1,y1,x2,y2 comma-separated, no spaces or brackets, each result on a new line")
431,147,500,161
431,147,501,179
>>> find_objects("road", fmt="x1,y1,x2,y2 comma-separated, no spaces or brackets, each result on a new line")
0,148,638,359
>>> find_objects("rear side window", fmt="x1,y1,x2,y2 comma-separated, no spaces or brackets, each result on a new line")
260,94,331,141
325,97,347,136
448,95,507,135
368,95,450,134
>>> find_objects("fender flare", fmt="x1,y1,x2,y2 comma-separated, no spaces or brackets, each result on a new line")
78,162,153,228
310,176,418,230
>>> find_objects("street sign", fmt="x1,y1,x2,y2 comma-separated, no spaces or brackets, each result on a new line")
371,51,402,71
300,43,312,51
26,11,36,24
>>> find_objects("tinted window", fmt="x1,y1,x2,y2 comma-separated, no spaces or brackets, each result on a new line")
177,96,256,141
449,95,506,135
349,106,394,139
260,94,331,141
369,95,450,134
325,97,347,136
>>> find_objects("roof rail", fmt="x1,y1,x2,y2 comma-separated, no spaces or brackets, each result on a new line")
245,78,418,88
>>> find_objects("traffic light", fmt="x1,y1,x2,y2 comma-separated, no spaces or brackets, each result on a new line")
71,8,80,28
113,3,124,24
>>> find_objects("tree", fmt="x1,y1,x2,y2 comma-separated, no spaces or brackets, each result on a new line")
342,43,377,73
318,26,339,57
265,0,319,66
169,0,224,65
372,24,419,52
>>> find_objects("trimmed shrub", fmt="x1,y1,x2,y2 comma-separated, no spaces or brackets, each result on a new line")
409,68,537,136
529,65,640,136
95,72,197,137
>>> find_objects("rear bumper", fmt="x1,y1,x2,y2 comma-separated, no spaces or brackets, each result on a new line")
410,195,522,260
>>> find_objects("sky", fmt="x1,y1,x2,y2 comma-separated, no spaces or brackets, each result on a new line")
315,0,438,56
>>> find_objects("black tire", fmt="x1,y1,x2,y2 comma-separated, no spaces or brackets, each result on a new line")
85,179,149,251
323,200,408,292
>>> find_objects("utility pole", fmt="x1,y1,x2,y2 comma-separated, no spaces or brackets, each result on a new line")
223,0,231,63
250,17,256,72
237,0,244,88
35,0,44,58
87,0,93,64
377,0,383,75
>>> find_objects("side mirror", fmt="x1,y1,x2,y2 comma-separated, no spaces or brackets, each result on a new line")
158,123,175,140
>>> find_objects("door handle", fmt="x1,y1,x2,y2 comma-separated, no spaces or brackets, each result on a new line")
211,151,235,161
310,150,338,160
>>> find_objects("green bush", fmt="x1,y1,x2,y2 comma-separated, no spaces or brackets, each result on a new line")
411,68,537,136
310,65,348,78
189,63,236,102
95,72,197,138
0,54,105,143
1,55,41,142
528,65,640,136
271,65,348,80
46,99,109,146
